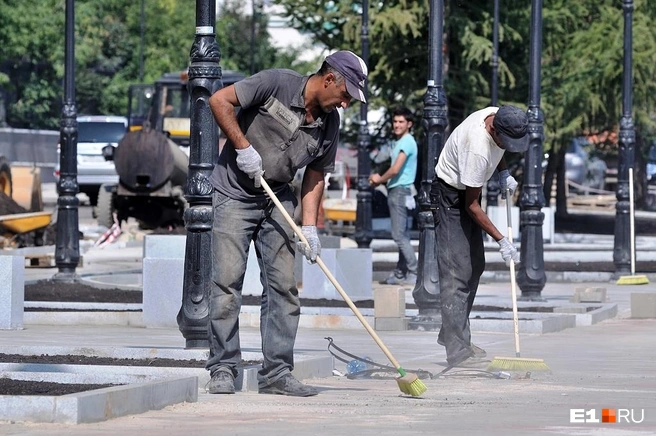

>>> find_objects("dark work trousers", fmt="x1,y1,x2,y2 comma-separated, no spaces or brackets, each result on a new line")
431,178,486,365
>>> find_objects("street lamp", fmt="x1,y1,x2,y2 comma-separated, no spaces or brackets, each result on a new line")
177,0,222,348
613,0,635,276
408,0,445,328
54,0,81,283
486,0,501,208
517,0,546,299
139,0,145,83
353,0,373,249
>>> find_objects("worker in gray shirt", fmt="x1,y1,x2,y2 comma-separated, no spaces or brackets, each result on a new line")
206,51,368,397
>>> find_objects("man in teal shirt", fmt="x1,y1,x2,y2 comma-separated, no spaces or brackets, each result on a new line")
369,107,418,285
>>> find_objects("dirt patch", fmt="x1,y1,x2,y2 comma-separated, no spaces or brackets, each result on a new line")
24,279,383,308
0,353,206,367
0,378,119,396
25,280,142,304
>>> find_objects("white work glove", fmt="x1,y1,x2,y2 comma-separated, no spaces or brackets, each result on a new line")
498,237,520,266
498,169,518,199
297,225,321,263
235,145,264,188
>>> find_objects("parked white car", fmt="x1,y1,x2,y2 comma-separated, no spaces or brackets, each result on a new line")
54,115,127,205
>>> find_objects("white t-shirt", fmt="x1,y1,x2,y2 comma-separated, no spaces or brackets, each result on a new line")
436,107,506,190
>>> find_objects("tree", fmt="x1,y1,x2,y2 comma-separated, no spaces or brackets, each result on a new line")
0,0,294,129
274,0,656,209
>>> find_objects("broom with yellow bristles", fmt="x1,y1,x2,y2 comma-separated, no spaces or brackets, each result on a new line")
487,190,550,373
616,167,649,285
260,179,426,397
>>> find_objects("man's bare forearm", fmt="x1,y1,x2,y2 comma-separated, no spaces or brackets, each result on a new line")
209,87,250,150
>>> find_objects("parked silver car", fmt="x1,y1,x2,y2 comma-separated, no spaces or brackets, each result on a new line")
55,115,127,205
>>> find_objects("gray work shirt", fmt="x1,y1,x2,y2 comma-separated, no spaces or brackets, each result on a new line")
209,69,340,200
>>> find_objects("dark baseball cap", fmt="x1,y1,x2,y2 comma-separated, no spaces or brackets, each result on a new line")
324,50,368,103
493,105,529,153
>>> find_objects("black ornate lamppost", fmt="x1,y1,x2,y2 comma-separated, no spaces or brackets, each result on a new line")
177,0,222,348
408,0,445,328
613,0,635,277
54,0,80,283
517,0,546,299
353,0,373,249
485,0,501,208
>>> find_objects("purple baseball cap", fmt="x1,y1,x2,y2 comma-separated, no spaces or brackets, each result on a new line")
493,105,529,153
324,50,369,103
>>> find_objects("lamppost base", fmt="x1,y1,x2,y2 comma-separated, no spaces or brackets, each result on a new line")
407,312,442,331
51,271,79,283
184,339,209,350
518,293,547,302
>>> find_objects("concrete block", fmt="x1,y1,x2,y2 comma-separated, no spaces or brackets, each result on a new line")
0,255,24,329
143,241,264,328
570,287,607,303
143,258,183,328
631,293,656,318
374,287,405,318
301,248,372,301
488,205,554,242
375,317,408,331
294,234,341,285
143,234,186,259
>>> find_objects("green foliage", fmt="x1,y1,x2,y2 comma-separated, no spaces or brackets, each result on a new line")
274,0,656,156
0,0,290,129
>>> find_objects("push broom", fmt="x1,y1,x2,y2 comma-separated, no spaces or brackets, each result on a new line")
487,190,550,372
260,178,427,397
616,167,649,285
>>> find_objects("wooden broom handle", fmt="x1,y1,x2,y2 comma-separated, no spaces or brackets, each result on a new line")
506,191,521,357
260,178,403,370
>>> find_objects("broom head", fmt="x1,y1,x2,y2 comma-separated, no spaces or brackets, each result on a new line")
396,370,427,397
616,274,649,285
486,356,551,372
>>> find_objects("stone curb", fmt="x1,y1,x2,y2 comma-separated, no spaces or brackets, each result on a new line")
0,375,197,424
0,348,334,393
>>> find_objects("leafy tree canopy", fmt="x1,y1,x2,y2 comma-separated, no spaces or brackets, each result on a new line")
0,0,304,129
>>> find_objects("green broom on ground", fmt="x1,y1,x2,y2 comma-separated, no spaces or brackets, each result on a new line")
487,190,550,373
260,178,427,397
616,168,649,286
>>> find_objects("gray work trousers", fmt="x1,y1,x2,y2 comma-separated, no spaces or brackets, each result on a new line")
431,178,485,365
205,188,300,388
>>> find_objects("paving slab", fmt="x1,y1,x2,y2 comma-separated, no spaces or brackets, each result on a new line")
0,376,197,424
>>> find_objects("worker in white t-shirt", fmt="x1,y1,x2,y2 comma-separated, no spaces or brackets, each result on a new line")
433,105,529,368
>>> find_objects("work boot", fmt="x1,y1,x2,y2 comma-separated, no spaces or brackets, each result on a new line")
259,374,318,397
451,356,490,369
379,272,406,285
437,338,487,358
207,369,235,394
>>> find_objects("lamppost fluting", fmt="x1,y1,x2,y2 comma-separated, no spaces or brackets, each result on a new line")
54,0,80,283
409,0,445,326
613,0,635,277
354,0,373,249
517,0,546,299
486,0,501,208
177,0,222,348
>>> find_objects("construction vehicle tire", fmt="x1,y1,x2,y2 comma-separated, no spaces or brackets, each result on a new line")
97,184,116,229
